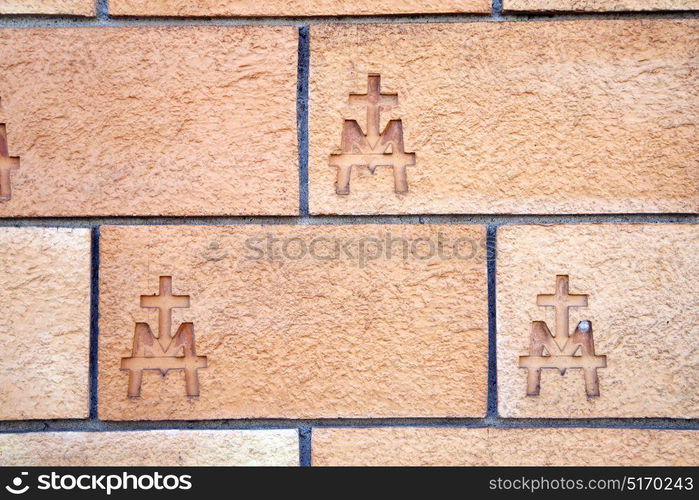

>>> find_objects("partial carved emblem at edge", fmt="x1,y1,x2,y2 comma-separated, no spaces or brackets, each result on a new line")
0,98,20,202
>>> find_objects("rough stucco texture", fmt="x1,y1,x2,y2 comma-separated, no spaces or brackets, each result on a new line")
111,0,491,16
0,228,91,420
505,1,699,11
0,1,95,15
309,20,698,215
0,27,298,216
497,224,698,418
98,225,488,420
312,428,699,466
0,430,299,466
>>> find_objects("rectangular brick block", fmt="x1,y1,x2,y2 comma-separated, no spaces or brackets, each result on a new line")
497,224,698,418
313,428,699,466
98,224,488,420
505,1,699,12
0,430,298,466
309,21,698,215
111,0,491,17
0,227,91,420
0,1,95,16
0,27,298,216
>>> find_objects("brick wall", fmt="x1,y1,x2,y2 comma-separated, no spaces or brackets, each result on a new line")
0,1,696,467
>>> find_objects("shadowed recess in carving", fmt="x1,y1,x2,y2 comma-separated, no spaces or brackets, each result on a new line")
329,74,416,195
0,116,20,202
519,275,607,397
121,276,208,398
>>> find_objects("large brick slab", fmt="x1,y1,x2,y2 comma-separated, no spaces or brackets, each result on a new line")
98,225,488,420
0,228,91,420
313,428,699,466
309,21,698,215
111,0,491,17
505,1,699,12
0,27,298,216
0,430,298,466
497,224,698,418
0,1,94,16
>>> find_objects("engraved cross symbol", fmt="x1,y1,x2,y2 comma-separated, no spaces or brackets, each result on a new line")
140,276,190,351
0,124,20,201
519,275,607,397
536,275,588,349
330,74,416,195
121,276,207,398
349,74,399,147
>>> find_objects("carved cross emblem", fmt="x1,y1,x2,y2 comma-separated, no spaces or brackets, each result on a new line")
121,276,208,397
0,122,20,202
519,275,607,397
329,74,416,195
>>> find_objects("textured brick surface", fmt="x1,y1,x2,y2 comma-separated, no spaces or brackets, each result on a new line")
505,0,699,11
98,225,488,420
313,428,699,466
111,0,491,16
0,228,91,420
309,21,698,215
497,224,698,418
0,27,298,216
0,430,298,466
0,1,94,15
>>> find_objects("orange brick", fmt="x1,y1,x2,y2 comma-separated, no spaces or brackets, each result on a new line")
313,428,699,466
309,21,698,215
98,225,488,420
0,1,95,16
505,0,699,12
0,430,299,466
0,27,298,216
497,224,698,418
111,0,491,17
0,227,91,420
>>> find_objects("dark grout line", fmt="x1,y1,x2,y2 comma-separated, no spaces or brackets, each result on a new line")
0,417,697,434
297,26,310,216
0,11,697,28
88,226,100,419
486,226,498,418
492,0,503,19
299,426,312,467
0,214,696,227
96,0,109,21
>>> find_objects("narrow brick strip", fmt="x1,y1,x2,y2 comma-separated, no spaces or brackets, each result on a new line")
313,428,699,466
0,430,299,466
0,1,95,16
504,1,699,12
110,0,491,17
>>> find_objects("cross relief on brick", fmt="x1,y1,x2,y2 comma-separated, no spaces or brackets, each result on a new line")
329,74,416,195
519,275,607,397
0,100,20,202
120,276,208,398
